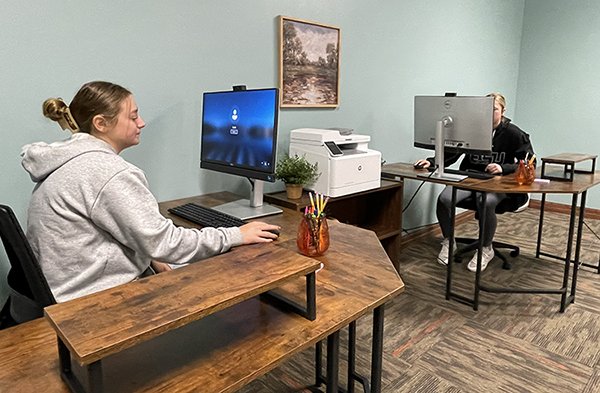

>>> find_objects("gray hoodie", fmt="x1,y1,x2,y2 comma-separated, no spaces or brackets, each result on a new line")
21,133,242,302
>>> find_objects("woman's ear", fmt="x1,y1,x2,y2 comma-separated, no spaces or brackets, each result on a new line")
91,115,107,133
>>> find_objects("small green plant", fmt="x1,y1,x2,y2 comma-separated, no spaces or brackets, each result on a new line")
275,154,320,185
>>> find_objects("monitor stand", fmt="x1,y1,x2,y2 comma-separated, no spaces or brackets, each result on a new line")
417,119,466,183
212,179,282,220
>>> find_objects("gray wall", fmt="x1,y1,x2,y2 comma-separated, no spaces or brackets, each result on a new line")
7,0,586,302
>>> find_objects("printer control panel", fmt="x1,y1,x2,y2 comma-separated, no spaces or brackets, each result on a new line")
324,141,343,156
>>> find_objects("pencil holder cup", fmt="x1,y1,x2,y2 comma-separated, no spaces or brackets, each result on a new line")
297,215,330,257
515,160,535,185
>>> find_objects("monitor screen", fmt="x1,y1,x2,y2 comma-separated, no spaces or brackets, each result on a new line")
414,95,494,155
201,88,279,182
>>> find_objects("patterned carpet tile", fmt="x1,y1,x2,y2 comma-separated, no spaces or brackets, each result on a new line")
582,367,600,393
414,321,593,393
384,365,465,393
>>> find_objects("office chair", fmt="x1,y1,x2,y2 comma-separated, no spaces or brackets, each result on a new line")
0,204,55,329
454,194,530,269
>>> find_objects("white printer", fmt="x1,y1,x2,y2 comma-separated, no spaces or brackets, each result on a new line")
289,128,381,197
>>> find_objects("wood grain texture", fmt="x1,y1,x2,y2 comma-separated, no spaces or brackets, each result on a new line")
0,192,404,393
44,243,321,364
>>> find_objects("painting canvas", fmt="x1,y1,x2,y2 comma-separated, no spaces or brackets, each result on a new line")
279,16,340,107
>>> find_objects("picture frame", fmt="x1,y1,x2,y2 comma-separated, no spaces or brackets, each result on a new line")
279,16,341,108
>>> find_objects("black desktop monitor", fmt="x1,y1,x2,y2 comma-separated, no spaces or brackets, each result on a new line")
414,95,494,181
200,87,282,219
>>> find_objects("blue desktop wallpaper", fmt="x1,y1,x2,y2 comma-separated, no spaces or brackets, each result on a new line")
201,89,278,173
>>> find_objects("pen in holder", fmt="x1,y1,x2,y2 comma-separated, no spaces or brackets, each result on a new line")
297,192,330,257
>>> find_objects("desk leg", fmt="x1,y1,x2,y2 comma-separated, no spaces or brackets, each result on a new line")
58,337,103,393
307,271,317,320
261,271,316,320
326,331,340,393
314,341,323,387
86,362,104,393
473,192,487,311
536,194,547,258
569,191,587,305
446,188,477,308
371,305,385,393
346,321,371,393
446,187,457,300
560,194,578,312
348,322,356,393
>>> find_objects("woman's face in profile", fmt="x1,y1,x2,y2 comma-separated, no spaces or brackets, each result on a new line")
105,95,146,153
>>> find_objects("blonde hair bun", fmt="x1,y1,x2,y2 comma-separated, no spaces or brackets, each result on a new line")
42,98,79,132
42,98,69,121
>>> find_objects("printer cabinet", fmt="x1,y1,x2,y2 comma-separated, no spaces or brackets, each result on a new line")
265,179,403,272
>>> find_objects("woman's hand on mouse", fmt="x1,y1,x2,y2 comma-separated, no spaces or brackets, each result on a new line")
240,221,280,243
414,159,431,169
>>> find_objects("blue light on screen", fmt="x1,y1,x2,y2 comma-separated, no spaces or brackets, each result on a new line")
201,89,277,172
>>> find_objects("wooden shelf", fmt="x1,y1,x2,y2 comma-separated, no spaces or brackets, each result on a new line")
541,153,597,182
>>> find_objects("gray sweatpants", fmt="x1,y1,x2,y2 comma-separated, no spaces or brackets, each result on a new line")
436,186,507,246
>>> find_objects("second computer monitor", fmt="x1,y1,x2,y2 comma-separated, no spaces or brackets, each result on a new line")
414,95,494,155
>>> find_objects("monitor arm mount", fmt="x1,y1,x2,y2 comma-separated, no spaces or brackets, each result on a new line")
434,116,453,176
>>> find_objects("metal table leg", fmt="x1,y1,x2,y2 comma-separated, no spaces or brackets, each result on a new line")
326,331,340,393
370,305,385,393
473,192,487,311
560,194,579,312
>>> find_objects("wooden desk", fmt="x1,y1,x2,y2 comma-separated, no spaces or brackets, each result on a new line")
382,162,600,312
265,180,403,272
45,243,320,392
0,192,404,393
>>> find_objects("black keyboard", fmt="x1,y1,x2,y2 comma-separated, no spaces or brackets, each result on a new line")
168,203,246,228
427,167,495,180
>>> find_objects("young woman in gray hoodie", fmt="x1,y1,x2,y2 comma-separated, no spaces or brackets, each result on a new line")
21,81,280,302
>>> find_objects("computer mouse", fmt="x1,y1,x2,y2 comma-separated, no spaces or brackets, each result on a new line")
267,228,280,237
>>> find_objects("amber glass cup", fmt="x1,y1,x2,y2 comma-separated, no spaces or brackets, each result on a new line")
297,216,330,257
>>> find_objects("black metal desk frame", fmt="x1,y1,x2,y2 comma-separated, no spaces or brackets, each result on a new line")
445,186,594,313
312,305,385,393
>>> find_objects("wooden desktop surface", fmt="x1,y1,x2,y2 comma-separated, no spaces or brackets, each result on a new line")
382,162,600,194
45,244,321,365
0,192,404,393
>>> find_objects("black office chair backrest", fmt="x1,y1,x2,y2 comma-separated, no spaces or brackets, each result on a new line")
0,204,55,323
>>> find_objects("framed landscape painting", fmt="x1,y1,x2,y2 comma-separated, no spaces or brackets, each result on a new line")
279,16,340,108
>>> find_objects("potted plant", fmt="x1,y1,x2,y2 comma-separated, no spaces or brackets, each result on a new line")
275,154,320,199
